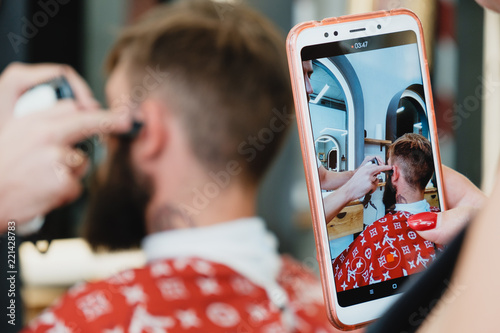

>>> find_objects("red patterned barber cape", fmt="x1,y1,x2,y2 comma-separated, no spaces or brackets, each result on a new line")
332,209,441,292
22,256,337,333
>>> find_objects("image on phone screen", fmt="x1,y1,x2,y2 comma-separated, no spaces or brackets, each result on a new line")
300,30,442,307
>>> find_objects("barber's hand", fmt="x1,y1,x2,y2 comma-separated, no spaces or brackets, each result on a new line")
0,63,132,230
0,62,99,126
0,102,132,228
408,165,486,244
357,155,384,170
343,162,392,203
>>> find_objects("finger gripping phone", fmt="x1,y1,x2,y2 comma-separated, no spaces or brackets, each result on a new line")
287,9,445,330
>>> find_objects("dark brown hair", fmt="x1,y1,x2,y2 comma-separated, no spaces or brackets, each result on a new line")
106,0,293,184
84,138,150,251
388,133,434,191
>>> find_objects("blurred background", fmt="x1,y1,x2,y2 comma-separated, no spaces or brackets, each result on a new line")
0,0,499,326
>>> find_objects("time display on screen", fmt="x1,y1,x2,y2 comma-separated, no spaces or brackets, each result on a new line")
352,41,368,49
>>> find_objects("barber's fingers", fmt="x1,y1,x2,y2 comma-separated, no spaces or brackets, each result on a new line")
27,99,81,120
358,162,391,174
42,102,132,145
354,163,391,186
359,155,381,167
408,206,478,245
21,100,132,144
62,148,89,178
50,157,84,208
56,64,100,110
359,155,374,166
370,164,392,175
368,179,379,194
359,155,387,168
374,156,386,166
361,164,391,196
1,62,99,111
29,147,86,216
29,63,98,110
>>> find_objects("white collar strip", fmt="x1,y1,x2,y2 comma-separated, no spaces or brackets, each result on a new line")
394,199,431,215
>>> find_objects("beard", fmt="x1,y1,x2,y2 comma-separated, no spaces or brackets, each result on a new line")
83,138,152,251
383,174,397,213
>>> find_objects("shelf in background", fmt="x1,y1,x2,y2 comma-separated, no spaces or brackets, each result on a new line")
365,138,392,151
364,138,392,145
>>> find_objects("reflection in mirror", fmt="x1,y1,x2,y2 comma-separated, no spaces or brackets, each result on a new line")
397,92,429,138
315,135,340,171
309,60,349,174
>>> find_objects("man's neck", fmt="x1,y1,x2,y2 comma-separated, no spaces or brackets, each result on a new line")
395,185,425,204
145,183,257,234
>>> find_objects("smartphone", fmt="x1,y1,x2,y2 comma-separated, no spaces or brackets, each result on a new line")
287,9,446,329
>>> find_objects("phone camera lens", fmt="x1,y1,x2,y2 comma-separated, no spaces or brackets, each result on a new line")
334,31,339,36
377,24,382,29
324,32,329,38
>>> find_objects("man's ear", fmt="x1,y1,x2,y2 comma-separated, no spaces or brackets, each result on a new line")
132,99,166,163
392,164,400,183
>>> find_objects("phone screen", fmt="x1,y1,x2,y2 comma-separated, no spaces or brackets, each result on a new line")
300,30,442,307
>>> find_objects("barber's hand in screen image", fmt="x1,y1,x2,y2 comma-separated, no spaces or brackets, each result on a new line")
323,160,392,223
408,165,487,245
343,159,392,203
0,63,133,231
358,155,385,171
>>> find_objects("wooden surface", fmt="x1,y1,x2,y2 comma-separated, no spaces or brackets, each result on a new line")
364,138,392,151
23,286,68,325
327,203,364,240
364,138,392,145
424,187,439,207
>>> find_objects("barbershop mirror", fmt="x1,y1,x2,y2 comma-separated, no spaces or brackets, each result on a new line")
315,135,341,172
309,60,350,173
386,84,429,142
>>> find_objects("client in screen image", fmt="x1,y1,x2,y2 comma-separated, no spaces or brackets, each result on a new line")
333,133,441,292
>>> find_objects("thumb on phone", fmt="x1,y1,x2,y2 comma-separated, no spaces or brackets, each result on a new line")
408,206,479,245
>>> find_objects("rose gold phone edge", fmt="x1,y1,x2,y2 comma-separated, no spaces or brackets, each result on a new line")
286,8,447,330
